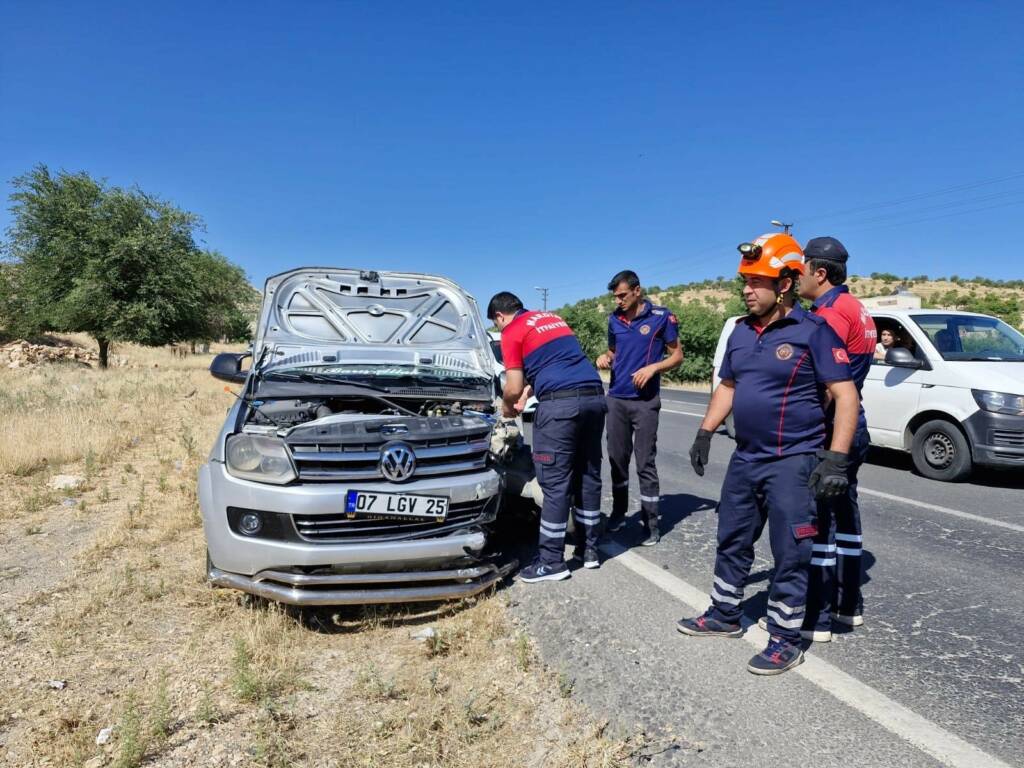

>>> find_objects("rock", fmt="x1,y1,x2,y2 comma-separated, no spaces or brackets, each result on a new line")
61,498,77,507
84,758,104,768
410,627,437,641
95,727,113,745
47,680,67,690
49,475,84,491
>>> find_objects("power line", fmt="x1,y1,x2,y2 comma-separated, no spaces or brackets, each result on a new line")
794,170,1024,225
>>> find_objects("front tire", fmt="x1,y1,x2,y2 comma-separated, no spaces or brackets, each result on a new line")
911,419,972,482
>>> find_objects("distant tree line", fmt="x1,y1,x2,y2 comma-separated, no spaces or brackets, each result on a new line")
560,274,1022,382
0,165,256,367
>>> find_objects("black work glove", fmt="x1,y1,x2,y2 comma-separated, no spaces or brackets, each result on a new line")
808,450,850,500
689,429,713,476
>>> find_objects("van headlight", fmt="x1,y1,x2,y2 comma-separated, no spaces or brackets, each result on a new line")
225,434,297,484
972,390,1024,416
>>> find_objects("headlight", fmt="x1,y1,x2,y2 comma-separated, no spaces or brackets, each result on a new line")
225,434,297,484
972,390,1024,416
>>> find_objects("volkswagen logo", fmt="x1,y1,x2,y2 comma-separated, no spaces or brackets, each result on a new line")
379,442,416,482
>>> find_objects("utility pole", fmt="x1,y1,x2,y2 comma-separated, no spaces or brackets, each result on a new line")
770,219,794,234
534,286,549,311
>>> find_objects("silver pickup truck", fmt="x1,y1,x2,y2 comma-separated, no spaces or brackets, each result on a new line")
198,268,535,606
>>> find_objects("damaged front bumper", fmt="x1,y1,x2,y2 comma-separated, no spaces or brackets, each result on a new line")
207,559,518,605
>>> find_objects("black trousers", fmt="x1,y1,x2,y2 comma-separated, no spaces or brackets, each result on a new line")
606,394,661,522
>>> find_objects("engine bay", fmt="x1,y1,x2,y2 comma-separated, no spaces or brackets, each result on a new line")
245,395,494,429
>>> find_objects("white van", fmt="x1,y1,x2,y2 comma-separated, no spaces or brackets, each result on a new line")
712,309,1024,482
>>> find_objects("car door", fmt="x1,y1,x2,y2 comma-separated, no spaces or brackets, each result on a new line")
862,314,925,448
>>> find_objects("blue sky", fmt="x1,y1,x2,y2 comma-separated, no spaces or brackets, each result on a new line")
2,1,1022,308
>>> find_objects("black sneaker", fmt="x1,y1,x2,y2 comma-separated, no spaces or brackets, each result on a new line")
747,636,805,675
676,609,743,638
641,526,660,547
519,560,570,583
570,546,600,569
606,511,627,532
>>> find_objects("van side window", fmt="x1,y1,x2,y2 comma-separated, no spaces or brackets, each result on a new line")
872,318,918,364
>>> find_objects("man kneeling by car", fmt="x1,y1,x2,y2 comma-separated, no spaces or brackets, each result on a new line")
488,291,607,581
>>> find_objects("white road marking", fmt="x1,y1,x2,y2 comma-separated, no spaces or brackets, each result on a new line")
661,407,705,418
605,545,1014,768
858,487,1024,534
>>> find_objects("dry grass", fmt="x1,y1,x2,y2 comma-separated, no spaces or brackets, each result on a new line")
0,337,638,767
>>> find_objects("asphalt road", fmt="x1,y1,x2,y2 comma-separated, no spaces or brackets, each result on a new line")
508,389,1024,767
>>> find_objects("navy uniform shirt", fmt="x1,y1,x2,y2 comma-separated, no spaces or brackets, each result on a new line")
719,305,852,461
501,310,602,398
607,301,679,399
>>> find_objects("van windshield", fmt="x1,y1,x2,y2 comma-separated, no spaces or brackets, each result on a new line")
911,314,1024,361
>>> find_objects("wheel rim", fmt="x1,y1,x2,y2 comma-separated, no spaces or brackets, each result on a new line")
923,432,955,469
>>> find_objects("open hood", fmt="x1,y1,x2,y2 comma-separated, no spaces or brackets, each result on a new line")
252,268,495,377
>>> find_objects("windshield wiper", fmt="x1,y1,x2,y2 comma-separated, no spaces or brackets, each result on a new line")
262,370,392,390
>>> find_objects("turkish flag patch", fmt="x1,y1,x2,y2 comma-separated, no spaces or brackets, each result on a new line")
832,348,851,364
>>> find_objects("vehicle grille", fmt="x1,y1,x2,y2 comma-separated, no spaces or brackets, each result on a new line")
991,429,1024,447
292,499,494,542
289,435,490,481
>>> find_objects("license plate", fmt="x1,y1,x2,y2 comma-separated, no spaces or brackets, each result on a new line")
344,491,449,521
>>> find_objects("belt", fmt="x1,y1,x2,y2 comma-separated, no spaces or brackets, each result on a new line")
537,386,604,402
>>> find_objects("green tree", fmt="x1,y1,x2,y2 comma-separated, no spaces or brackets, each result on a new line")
560,301,607,360
4,165,216,366
185,249,257,344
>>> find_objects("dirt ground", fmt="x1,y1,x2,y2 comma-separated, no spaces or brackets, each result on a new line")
0,337,639,768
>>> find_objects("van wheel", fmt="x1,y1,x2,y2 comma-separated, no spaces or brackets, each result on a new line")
911,419,972,482
725,414,736,440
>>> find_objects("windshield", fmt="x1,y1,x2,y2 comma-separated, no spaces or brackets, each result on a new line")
911,314,1024,361
263,363,492,387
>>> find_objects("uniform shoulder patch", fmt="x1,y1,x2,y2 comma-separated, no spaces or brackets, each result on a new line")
668,313,678,325
652,308,665,315
832,348,851,364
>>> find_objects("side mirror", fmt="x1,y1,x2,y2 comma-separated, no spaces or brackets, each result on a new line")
885,347,924,369
210,352,251,383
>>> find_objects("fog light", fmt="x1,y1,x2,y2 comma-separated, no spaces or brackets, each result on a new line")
239,512,263,535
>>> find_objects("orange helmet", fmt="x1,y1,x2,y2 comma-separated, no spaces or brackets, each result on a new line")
737,233,805,278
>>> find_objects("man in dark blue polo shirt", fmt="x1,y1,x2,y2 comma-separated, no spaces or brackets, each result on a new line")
676,233,860,675
596,270,683,545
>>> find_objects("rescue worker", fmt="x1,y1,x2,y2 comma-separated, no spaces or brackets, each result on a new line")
798,236,877,636
676,233,860,675
596,270,683,546
487,291,607,580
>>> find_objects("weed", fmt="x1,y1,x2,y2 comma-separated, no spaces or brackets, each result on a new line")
150,671,173,742
100,484,111,503
124,462,136,475
113,692,146,768
196,685,222,726
253,714,291,768
514,632,531,671
357,664,404,702
24,524,43,536
84,448,97,478
141,577,167,601
231,637,262,703
157,473,168,493
558,672,576,699
425,629,451,658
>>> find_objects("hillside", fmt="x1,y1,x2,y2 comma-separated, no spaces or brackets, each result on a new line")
557,275,1024,383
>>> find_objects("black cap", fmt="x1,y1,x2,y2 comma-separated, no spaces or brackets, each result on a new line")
804,236,848,263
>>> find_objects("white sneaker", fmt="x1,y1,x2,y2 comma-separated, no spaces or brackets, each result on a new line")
834,613,864,627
